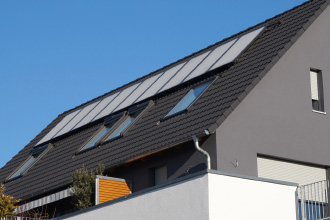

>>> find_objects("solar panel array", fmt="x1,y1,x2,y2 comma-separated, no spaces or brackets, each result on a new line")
35,27,265,146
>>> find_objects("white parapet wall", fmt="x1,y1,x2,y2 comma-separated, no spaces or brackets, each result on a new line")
60,171,297,220
208,172,297,220
61,173,210,220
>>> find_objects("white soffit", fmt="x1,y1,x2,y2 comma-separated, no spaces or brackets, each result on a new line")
35,27,265,146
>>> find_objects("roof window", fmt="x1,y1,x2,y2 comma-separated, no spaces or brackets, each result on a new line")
79,112,124,151
104,110,142,141
165,80,212,118
78,101,153,152
6,144,52,181
81,126,112,150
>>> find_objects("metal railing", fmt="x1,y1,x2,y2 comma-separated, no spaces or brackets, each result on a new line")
297,180,330,220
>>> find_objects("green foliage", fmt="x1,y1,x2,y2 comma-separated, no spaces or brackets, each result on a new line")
71,164,105,210
0,184,21,217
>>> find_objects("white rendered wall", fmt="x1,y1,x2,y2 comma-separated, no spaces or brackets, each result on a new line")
61,172,297,220
208,173,297,220
62,174,209,220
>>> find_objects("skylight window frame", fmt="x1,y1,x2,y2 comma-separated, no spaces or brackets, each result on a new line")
77,112,127,153
163,77,216,119
98,113,131,143
102,100,154,144
6,144,53,182
77,101,154,152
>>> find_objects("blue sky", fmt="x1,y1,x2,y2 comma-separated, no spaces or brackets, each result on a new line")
0,0,306,168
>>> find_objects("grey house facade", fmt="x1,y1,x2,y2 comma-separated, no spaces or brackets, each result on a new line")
1,0,330,219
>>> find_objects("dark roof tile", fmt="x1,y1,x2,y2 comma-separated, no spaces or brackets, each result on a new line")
1,0,328,199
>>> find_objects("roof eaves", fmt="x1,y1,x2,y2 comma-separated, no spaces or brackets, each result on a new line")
208,0,330,134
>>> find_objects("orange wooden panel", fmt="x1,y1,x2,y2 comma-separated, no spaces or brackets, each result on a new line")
98,178,131,204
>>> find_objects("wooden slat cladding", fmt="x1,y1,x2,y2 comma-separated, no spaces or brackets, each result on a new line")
97,177,131,204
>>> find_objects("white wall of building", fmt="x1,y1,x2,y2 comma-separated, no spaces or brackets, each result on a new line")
208,173,297,220
62,174,210,220
61,172,297,220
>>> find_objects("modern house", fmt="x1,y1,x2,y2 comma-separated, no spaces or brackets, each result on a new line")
1,0,330,219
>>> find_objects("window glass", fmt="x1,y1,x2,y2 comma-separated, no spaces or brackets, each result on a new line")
166,82,210,117
310,69,324,112
10,156,37,179
105,110,141,141
8,144,50,180
79,104,147,151
82,126,111,150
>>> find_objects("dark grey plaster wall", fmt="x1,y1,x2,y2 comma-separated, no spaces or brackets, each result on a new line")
214,6,330,177
110,139,215,192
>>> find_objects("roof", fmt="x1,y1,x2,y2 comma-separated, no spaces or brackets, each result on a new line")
1,0,328,200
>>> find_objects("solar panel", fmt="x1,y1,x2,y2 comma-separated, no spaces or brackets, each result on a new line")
135,64,186,103
134,71,165,103
35,110,81,146
112,82,144,112
114,79,152,112
74,93,119,128
149,63,186,95
132,73,162,104
210,27,264,70
35,27,265,146
93,83,140,121
54,101,100,137
160,51,211,92
183,39,237,82
157,62,187,93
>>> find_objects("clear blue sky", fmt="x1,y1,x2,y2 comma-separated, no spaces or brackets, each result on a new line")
0,0,306,168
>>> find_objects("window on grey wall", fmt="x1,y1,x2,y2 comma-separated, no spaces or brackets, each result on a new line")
310,69,324,112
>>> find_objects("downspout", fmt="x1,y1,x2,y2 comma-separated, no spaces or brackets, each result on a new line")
192,134,211,170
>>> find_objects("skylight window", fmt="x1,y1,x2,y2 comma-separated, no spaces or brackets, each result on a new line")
104,109,142,142
81,126,112,150
79,112,124,151
165,81,212,118
7,144,51,181
9,156,37,179
78,101,153,152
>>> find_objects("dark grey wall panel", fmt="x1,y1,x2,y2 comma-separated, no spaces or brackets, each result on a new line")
215,6,330,177
110,141,213,193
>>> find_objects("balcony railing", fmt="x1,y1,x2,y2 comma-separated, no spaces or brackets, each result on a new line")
297,180,330,220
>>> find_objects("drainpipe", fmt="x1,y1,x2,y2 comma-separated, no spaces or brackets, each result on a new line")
192,135,211,170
